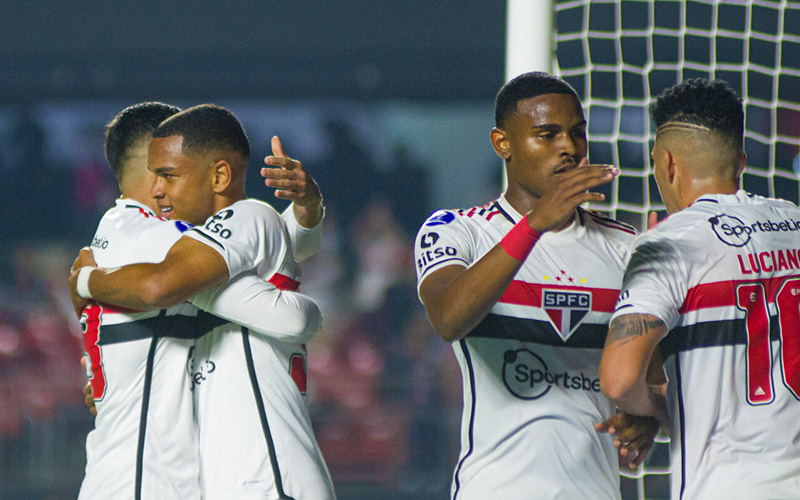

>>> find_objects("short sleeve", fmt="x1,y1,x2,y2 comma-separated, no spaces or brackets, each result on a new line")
414,210,474,292
611,230,689,330
184,201,291,279
136,220,186,263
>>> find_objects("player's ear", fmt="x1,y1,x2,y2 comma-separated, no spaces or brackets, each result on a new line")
738,152,747,177
662,148,677,185
211,160,232,193
491,127,511,161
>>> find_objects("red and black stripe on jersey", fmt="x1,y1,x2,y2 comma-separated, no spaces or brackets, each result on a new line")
658,275,800,360
466,279,619,349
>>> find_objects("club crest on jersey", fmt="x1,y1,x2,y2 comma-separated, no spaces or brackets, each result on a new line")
425,210,455,226
542,289,591,339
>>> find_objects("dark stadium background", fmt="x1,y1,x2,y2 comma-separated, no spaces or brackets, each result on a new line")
0,3,508,499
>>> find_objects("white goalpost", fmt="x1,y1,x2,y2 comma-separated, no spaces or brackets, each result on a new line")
505,1,800,499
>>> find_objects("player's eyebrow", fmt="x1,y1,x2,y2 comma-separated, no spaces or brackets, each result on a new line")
532,120,587,132
150,166,177,175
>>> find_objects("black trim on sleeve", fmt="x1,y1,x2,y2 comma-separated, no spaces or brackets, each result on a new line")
614,304,634,313
242,327,296,500
188,227,225,250
419,258,469,279
134,310,164,500
452,339,477,500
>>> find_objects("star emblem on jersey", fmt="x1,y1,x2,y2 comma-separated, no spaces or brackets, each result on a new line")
541,289,592,340
543,269,585,285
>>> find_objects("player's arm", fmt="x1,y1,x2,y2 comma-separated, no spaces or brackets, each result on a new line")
190,272,322,343
599,313,670,427
70,236,229,311
262,136,324,261
420,162,616,342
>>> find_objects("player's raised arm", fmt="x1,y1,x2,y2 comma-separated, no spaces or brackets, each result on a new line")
70,235,229,311
263,136,324,261
419,162,616,342
190,272,322,344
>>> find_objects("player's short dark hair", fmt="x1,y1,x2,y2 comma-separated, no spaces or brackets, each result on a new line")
105,101,181,181
494,72,580,128
152,103,250,161
650,78,744,151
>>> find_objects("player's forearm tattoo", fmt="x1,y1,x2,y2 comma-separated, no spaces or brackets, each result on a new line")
606,314,666,347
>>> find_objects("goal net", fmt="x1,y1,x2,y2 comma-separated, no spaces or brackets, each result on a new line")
553,0,800,231
550,1,800,499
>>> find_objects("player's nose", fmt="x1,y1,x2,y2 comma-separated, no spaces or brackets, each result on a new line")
150,177,165,199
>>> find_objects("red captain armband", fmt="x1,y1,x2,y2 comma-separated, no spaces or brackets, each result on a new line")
500,216,541,261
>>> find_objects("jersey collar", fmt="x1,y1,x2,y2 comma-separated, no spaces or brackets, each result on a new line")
496,194,524,224
691,189,751,206
116,197,157,216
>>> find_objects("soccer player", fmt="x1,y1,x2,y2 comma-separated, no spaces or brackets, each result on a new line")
414,72,659,500
73,102,330,499
600,78,800,499
71,104,335,500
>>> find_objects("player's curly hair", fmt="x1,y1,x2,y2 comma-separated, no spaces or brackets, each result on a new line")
650,78,744,150
494,72,579,128
105,101,181,182
153,103,250,161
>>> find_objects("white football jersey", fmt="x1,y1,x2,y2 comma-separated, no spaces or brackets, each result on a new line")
79,198,202,500
79,198,324,500
613,190,800,500
185,199,335,500
415,195,636,500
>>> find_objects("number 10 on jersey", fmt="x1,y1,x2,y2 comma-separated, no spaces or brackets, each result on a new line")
736,278,800,405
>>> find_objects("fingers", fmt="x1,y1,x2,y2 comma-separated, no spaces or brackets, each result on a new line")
647,211,660,230
264,136,298,170
593,422,610,433
558,164,616,193
261,166,301,182
271,136,286,157
83,383,97,417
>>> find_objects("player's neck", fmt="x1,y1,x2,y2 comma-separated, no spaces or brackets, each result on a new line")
213,190,247,213
679,178,739,211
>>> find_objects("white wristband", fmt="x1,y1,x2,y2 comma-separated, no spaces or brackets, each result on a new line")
76,266,97,299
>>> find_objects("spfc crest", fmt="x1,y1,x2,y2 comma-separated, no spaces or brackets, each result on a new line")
542,289,592,340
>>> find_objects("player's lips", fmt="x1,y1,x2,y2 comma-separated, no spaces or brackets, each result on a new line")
159,206,174,218
554,162,578,174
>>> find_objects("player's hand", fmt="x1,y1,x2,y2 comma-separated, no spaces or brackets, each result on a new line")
80,356,97,417
647,211,660,231
261,136,323,228
526,159,617,233
69,247,98,318
594,412,660,469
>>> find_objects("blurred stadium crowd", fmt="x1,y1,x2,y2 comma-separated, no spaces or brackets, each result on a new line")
0,103,503,499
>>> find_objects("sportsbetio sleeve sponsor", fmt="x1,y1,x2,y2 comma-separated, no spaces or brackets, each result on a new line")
414,210,472,286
